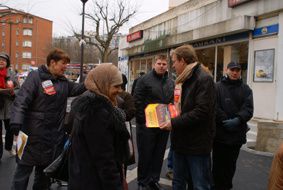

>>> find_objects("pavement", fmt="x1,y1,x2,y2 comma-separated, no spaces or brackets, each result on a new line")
0,122,274,190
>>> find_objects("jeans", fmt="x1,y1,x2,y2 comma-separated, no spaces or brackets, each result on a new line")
11,164,50,190
167,147,174,170
173,152,212,190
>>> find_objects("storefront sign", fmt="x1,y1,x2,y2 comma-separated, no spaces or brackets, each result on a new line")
127,30,143,42
228,0,254,8
192,32,249,48
252,24,279,38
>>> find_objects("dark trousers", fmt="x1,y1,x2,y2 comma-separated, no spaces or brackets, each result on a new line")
173,152,212,190
212,142,242,190
11,164,50,190
0,119,14,159
136,123,169,186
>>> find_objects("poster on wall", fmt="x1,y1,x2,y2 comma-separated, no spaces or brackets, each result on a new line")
118,56,129,76
253,49,275,82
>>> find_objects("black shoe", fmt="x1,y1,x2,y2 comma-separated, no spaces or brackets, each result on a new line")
148,182,165,190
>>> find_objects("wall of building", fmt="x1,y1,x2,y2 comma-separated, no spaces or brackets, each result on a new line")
169,0,189,9
0,10,52,72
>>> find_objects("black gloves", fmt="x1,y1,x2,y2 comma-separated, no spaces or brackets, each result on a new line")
222,117,241,131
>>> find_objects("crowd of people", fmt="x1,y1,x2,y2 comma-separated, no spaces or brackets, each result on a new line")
1,45,281,190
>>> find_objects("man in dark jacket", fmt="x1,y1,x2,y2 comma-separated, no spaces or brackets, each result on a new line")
134,55,174,190
212,61,253,190
131,71,145,96
160,45,215,190
10,48,86,190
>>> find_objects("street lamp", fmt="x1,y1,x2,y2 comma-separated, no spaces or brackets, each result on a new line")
79,0,88,83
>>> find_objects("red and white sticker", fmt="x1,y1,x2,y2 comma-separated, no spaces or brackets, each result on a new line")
42,80,56,95
174,88,181,103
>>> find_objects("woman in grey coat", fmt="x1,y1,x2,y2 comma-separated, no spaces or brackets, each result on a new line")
0,53,19,160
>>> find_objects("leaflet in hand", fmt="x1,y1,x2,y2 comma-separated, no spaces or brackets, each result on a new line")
145,104,179,128
16,131,28,160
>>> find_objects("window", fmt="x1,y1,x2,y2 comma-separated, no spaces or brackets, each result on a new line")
23,17,33,24
2,31,5,36
15,52,19,58
16,41,19,46
23,29,32,36
22,52,32,59
16,29,19,35
23,41,32,47
1,42,4,48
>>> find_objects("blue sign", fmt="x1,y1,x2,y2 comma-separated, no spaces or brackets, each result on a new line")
252,24,279,38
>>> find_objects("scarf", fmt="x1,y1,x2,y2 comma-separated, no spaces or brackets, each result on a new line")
84,64,122,106
174,62,198,113
0,68,7,89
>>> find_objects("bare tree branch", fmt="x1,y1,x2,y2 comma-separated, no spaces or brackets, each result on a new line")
74,0,136,63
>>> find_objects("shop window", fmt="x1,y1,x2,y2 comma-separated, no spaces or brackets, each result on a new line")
140,59,147,73
146,59,153,72
196,47,215,77
218,42,248,83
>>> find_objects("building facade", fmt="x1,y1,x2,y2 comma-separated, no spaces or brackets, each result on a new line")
0,9,52,72
121,0,283,121
169,0,189,9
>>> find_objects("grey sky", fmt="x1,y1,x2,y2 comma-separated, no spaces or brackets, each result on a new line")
4,0,168,36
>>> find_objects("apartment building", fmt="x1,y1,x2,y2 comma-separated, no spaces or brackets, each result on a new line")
0,9,52,72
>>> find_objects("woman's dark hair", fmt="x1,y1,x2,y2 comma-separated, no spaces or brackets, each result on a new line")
46,48,70,66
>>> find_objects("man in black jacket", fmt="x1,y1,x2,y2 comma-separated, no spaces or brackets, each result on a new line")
131,71,145,96
134,55,174,190
10,49,86,190
160,45,215,190
212,61,253,190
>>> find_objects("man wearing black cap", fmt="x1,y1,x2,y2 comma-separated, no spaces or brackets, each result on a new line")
212,61,254,190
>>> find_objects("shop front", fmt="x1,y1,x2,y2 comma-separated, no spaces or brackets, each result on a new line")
193,32,249,83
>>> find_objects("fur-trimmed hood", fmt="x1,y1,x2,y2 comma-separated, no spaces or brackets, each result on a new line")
71,91,112,115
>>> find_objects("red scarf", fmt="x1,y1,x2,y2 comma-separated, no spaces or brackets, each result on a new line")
0,68,7,89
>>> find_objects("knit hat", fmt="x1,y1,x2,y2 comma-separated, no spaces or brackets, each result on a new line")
0,53,10,68
84,64,122,104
